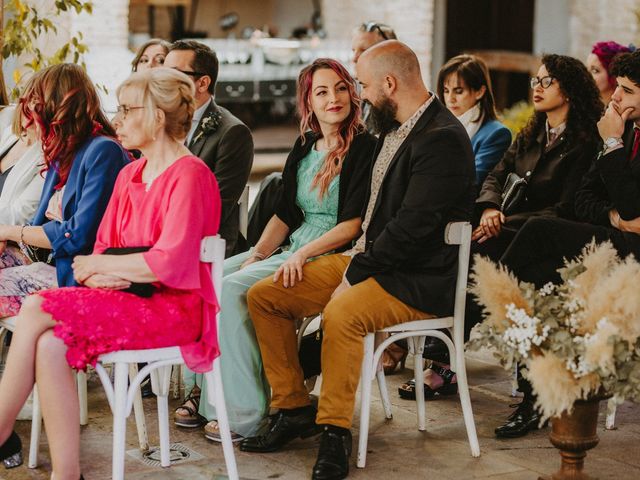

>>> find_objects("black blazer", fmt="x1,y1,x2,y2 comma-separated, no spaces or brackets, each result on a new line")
344,98,476,316
189,100,254,256
274,129,377,251
575,121,640,225
476,126,599,228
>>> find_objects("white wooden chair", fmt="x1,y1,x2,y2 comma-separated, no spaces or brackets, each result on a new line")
94,235,238,480
357,221,480,468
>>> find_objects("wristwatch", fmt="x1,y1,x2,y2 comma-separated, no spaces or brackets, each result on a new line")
602,137,623,155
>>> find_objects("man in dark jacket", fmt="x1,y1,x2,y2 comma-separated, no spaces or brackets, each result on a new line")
165,40,253,257
495,49,640,439
240,41,475,480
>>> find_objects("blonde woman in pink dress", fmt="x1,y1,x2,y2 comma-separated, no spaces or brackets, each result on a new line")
0,68,221,479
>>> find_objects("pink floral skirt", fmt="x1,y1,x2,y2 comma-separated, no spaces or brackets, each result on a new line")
39,287,202,371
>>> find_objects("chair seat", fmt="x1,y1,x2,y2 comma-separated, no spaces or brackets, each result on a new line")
381,316,453,333
99,346,183,364
0,316,17,331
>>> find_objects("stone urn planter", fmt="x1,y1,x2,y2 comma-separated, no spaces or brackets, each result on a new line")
539,396,607,480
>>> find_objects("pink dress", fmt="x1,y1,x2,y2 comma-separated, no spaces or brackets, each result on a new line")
38,155,221,372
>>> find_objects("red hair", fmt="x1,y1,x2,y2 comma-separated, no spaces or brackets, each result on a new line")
19,64,116,190
296,58,363,198
592,41,632,89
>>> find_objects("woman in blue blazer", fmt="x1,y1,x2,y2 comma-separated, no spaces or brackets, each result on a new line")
0,63,129,320
437,54,512,185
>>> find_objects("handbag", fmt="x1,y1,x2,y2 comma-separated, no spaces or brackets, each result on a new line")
298,328,323,379
500,171,529,216
102,246,155,297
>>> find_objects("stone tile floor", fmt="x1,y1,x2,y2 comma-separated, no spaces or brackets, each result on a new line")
2,348,639,480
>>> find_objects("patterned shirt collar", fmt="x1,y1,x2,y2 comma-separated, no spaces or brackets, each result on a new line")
394,94,435,137
545,119,566,146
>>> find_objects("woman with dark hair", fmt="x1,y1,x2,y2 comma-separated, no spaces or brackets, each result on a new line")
398,54,604,407
0,64,129,318
437,54,511,184
131,38,171,72
587,41,631,105
175,58,376,443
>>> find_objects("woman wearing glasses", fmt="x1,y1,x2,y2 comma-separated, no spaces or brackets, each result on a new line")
471,55,603,438
0,67,220,479
0,64,129,319
0,63,130,476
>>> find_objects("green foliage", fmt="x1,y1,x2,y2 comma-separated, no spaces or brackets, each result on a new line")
2,0,93,98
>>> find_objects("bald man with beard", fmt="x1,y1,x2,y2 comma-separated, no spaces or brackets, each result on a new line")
240,41,476,480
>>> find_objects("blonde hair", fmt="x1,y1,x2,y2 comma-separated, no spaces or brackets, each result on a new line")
117,68,195,142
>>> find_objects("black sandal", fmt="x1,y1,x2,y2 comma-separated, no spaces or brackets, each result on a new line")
173,389,207,428
398,364,458,400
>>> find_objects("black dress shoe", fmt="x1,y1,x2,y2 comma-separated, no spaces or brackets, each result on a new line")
495,399,546,438
422,335,450,363
312,425,352,480
239,406,319,453
0,431,22,469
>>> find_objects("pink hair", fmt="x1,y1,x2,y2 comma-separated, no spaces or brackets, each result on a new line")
296,58,363,198
592,41,632,89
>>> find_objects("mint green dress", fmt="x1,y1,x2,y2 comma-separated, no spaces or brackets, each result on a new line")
183,147,340,437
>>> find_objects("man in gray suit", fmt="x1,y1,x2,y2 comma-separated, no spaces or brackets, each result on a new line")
165,40,254,256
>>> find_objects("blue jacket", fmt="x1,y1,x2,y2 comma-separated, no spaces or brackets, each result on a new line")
31,136,130,287
471,119,512,185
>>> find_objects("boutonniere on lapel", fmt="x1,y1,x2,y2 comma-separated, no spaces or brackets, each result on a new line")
192,110,222,145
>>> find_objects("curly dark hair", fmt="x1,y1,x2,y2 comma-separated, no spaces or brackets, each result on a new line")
518,54,604,153
610,49,640,87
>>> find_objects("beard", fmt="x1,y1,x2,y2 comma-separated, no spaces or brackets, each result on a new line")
366,95,399,135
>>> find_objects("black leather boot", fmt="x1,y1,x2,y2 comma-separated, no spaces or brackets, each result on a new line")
494,397,546,438
240,406,319,453
0,431,22,469
312,425,352,480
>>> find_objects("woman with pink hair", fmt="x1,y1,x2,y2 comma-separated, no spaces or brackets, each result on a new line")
175,58,376,442
587,41,632,104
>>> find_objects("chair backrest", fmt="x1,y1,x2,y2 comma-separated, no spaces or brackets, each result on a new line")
444,222,472,342
238,185,249,239
200,235,226,302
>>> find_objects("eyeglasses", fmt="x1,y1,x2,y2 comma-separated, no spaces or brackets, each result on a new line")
530,76,555,89
362,22,392,41
171,68,207,78
115,105,145,119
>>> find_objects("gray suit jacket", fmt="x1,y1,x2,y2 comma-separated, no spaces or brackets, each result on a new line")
188,100,254,256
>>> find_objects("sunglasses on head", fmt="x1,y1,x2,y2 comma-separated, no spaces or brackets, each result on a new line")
362,22,391,41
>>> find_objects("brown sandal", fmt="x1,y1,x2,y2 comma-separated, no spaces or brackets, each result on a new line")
382,343,408,375
174,389,207,428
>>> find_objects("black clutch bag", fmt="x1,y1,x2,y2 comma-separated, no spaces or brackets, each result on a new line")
102,246,155,297
298,328,323,379
501,172,529,216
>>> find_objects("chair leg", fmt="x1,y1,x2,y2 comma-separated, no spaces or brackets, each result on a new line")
605,397,617,430
171,364,182,400
151,365,173,467
376,368,392,420
112,363,129,480
0,327,7,364
455,349,480,457
356,334,375,469
77,371,88,426
28,386,41,469
205,358,239,480
410,336,426,431
129,364,149,452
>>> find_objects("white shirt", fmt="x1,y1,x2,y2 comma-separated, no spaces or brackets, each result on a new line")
186,97,213,146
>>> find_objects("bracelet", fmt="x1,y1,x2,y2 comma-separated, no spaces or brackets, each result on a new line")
19,225,27,245
252,251,266,260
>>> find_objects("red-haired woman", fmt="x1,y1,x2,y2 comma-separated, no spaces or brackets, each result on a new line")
175,58,376,443
0,64,129,317
587,41,632,104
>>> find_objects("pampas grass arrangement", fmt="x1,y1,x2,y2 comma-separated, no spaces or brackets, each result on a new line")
468,241,640,421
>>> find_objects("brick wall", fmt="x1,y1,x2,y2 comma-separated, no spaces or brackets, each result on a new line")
321,0,435,85
568,0,640,59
